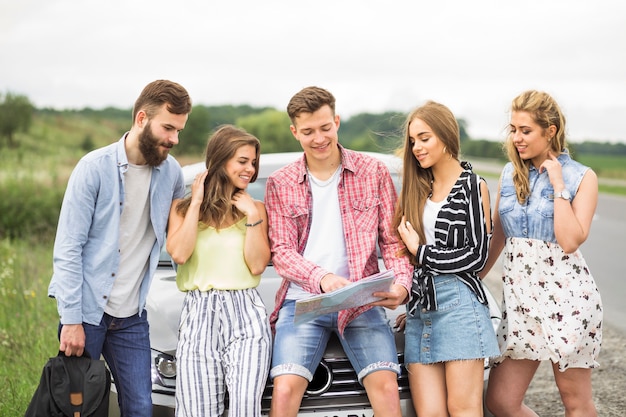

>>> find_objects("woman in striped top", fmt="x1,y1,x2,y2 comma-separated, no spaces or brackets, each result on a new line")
393,101,499,416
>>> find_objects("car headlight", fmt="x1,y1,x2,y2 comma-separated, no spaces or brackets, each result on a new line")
155,353,177,378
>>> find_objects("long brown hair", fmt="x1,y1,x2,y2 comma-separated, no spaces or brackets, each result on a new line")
392,101,460,263
176,125,260,228
505,90,567,203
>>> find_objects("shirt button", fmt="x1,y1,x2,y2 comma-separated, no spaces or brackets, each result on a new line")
421,308,427,313
423,333,430,338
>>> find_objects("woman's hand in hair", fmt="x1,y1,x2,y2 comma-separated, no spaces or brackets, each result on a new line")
232,190,258,220
190,170,208,208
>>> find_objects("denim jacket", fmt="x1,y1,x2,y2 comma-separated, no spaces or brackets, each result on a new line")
498,151,588,243
48,135,185,325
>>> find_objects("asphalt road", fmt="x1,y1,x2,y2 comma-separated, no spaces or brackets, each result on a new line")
580,192,626,332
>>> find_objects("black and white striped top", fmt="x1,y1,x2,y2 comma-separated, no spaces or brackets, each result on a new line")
408,163,492,314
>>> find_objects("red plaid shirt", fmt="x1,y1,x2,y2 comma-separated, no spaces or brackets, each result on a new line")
265,146,412,334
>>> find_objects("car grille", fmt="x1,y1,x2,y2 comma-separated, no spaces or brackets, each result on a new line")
152,351,411,412
261,352,411,411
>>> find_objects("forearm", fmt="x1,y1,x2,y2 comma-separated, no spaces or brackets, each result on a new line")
52,231,86,323
553,171,597,253
166,201,201,264
417,243,489,275
480,226,504,279
272,248,327,294
243,210,271,276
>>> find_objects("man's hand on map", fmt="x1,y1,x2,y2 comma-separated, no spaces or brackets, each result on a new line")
370,283,408,310
320,273,350,293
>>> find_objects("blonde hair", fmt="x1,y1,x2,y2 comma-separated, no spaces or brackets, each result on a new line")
505,90,567,203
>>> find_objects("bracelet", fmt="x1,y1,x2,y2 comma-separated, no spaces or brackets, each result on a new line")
245,219,263,227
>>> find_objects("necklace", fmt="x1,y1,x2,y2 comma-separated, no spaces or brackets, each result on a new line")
308,165,341,187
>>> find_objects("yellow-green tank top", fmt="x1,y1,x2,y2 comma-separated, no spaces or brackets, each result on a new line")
176,218,260,291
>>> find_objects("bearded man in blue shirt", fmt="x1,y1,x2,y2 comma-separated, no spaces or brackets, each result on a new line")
48,79,192,417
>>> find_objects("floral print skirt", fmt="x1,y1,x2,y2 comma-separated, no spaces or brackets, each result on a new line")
493,237,603,371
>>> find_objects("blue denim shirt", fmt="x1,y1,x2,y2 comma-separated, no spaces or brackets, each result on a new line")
498,151,588,243
48,135,185,325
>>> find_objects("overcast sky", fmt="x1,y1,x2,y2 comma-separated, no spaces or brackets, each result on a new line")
2,0,625,143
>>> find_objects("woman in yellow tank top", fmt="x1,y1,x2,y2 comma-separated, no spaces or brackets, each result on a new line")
166,125,271,417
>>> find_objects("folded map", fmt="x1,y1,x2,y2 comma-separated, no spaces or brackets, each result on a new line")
294,269,395,325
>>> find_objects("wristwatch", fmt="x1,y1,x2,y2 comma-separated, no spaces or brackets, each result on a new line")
554,189,571,200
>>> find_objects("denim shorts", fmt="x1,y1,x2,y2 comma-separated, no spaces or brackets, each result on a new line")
405,274,499,364
271,300,400,384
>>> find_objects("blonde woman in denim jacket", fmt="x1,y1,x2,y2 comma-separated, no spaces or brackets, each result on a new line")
482,90,603,417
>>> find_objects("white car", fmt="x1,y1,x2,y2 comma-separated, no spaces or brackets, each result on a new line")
110,151,501,417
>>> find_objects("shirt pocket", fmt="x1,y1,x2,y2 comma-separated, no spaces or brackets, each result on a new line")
351,197,381,231
535,188,555,219
277,203,309,230
433,275,461,312
498,186,517,215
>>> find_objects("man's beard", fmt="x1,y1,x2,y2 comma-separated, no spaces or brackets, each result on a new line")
138,122,172,166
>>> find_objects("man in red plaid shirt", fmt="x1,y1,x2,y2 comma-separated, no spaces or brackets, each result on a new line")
266,86,412,417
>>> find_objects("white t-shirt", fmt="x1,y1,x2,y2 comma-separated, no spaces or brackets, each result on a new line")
286,166,349,300
423,197,446,245
105,163,155,317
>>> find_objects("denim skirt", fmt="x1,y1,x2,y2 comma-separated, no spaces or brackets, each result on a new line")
404,274,499,364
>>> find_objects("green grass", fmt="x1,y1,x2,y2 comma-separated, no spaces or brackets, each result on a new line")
0,239,58,416
599,184,626,196
576,154,626,180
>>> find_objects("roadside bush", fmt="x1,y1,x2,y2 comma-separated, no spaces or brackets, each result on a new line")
0,176,65,242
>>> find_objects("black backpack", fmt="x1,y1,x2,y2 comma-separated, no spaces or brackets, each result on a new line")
24,351,111,417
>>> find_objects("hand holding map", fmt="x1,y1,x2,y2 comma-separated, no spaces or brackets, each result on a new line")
294,269,395,325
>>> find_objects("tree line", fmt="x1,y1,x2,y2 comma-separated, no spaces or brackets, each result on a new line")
2,91,625,159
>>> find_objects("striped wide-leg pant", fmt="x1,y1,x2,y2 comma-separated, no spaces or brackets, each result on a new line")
175,288,272,417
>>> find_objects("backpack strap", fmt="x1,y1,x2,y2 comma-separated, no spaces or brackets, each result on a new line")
63,354,88,417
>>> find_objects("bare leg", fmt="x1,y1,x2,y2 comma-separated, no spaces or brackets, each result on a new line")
362,369,402,417
485,358,541,417
446,359,485,417
552,364,597,417
268,374,309,417
407,362,447,417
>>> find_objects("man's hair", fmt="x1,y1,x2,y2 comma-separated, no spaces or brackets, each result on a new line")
132,79,192,121
286,86,335,124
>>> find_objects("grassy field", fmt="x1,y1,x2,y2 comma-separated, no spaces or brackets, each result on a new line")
576,154,626,180
0,240,58,416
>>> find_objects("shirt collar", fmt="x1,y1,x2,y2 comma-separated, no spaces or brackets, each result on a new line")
295,144,353,184
117,133,130,169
